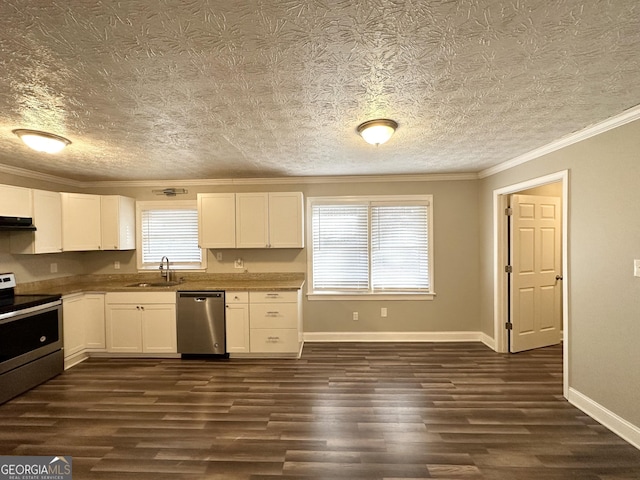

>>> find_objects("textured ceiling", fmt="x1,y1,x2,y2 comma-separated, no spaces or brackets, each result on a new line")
0,0,639,182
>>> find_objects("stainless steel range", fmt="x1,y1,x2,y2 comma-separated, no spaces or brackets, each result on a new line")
0,272,63,404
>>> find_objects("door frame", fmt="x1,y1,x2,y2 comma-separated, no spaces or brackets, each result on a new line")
493,170,569,398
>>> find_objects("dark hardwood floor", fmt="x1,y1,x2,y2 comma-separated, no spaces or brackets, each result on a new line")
1,342,639,479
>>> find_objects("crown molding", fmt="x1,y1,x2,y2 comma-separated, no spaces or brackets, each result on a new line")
82,172,478,188
0,162,84,188
478,103,640,179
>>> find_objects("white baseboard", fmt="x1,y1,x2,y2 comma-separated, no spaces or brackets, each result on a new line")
568,387,640,450
64,352,89,370
479,332,496,350
303,331,483,343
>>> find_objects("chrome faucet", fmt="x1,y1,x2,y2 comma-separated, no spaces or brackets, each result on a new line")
159,256,171,282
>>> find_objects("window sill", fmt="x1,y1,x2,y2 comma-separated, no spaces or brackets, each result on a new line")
307,292,435,301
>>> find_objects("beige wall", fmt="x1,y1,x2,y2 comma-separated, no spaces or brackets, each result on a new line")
478,118,640,428
0,175,481,334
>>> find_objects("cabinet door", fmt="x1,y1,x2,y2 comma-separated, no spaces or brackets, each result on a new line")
10,189,62,254
61,193,101,251
62,295,86,358
84,294,106,350
106,304,142,353
141,304,177,353
226,303,250,353
268,192,304,248
198,193,236,248
236,193,269,248
101,195,136,250
0,184,32,217
33,190,63,253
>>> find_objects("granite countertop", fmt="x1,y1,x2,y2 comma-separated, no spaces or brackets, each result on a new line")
16,272,306,296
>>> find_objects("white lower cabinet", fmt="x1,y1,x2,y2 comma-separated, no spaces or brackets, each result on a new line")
225,291,250,353
249,291,301,354
62,293,105,368
105,292,176,354
224,289,302,357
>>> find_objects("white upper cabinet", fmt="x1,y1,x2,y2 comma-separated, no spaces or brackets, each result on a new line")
101,195,136,250
199,192,304,249
61,193,135,251
197,193,236,248
61,192,102,251
236,192,304,248
11,189,62,254
0,184,32,217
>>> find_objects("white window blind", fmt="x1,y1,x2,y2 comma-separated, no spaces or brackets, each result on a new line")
312,204,369,290
310,197,432,295
371,204,429,291
140,207,202,269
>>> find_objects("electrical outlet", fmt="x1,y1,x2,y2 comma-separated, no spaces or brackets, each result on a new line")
352,312,359,321
634,259,640,277
50,263,57,273
216,252,223,261
114,261,120,270
381,307,387,317
234,258,244,269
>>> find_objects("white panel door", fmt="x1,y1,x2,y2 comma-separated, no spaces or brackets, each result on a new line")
510,194,562,353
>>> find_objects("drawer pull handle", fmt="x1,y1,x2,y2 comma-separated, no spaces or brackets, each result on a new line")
267,336,280,342
40,336,47,343
266,293,279,298
266,311,279,316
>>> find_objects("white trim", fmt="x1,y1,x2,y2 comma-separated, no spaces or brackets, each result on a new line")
0,166,478,189
480,332,495,350
492,170,570,399
0,162,85,188
83,173,478,188
307,293,435,301
303,331,483,343
479,104,640,178
568,388,640,451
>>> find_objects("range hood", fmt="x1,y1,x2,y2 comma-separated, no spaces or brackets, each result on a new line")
0,216,37,231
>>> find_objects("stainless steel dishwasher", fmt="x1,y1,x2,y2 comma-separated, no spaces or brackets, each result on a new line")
177,291,226,355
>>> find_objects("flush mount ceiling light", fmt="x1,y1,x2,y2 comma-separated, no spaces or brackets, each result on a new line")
12,129,72,154
356,119,398,146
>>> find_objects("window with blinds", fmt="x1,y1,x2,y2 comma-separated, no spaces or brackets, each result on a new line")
137,201,205,270
310,196,432,294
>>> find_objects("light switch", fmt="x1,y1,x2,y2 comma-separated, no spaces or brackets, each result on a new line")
634,259,640,277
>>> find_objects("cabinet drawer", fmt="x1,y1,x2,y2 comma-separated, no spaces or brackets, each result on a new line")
250,328,298,353
249,291,297,303
226,291,248,304
106,292,176,304
250,303,298,329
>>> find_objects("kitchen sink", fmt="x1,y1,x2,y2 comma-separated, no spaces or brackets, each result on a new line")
126,281,181,288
